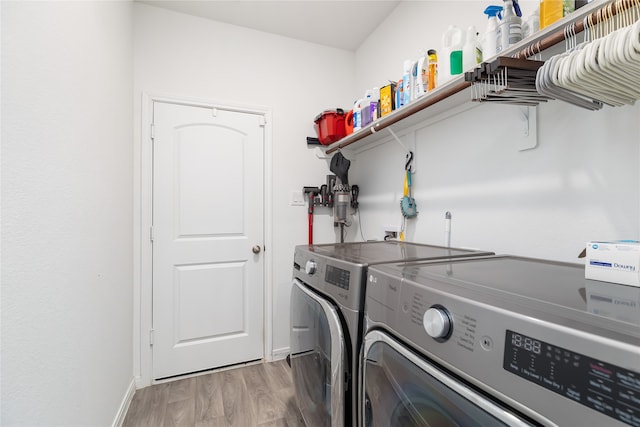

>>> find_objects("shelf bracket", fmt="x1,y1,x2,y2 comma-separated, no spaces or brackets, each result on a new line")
518,106,538,151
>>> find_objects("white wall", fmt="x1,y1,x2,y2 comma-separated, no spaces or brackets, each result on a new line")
132,3,356,372
351,1,640,263
1,1,134,426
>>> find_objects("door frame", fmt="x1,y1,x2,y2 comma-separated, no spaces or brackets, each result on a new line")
135,92,273,387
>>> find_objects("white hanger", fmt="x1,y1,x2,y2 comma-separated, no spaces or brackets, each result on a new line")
536,51,603,110
535,0,640,109
563,2,640,106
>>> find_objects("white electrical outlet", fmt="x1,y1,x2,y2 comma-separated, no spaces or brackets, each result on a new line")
290,191,305,206
383,224,402,240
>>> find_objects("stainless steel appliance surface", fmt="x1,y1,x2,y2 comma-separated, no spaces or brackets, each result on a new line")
362,255,640,427
289,241,494,427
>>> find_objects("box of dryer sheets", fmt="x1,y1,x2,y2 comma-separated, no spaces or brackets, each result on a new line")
586,241,640,287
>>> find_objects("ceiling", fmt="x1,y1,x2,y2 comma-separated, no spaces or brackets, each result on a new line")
137,0,401,51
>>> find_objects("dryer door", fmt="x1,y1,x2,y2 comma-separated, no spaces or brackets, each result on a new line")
290,279,345,427
361,330,539,427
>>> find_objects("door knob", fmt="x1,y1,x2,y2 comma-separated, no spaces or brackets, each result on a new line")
252,245,262,254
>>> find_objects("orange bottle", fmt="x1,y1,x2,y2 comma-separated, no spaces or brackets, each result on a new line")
427,49,438,92
540,0,574,29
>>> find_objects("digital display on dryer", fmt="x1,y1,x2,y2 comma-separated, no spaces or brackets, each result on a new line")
504,330,640,427
325,265,350,290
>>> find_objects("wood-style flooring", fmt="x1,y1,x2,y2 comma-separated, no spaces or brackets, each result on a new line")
122,360,306,427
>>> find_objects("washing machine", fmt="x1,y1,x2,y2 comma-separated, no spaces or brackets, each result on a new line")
362,255,640,426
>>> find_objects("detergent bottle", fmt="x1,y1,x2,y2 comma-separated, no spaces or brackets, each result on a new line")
462,26,482,72
395,78,404,109
362,89,379,126
352,99,363,132
427,49,438,91
496,0,522,54
361,90,373,127
482,5,502,60
441,25,464,85
540,0,575,29
413,50,429,99
370,87,380,121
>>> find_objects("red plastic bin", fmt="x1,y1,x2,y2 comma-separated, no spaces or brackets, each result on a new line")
314,109,346,145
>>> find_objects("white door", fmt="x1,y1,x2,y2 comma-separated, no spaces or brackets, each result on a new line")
152,101,264,380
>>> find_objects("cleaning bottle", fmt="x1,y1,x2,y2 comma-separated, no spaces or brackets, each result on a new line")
475,29,483,65
411,57,420,100
463,26,482,72
427,49,438,92
441,25,464,85
482,5,502,60
352,99,362,132
370,87,380,121
361,90,373,127
523,6,540,38
496,0,522,54
413,50,428,99
402,59,413,106
395,78,404,109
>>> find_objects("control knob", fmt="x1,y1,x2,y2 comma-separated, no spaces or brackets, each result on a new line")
423,306,452,340
305,260,317,275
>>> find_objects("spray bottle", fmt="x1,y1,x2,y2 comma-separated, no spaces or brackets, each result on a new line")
482,5,502,60
496,0,522,54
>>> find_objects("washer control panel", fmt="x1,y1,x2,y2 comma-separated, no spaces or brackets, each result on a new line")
504,329,640,427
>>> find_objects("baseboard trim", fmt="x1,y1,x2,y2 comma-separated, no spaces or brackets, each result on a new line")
271,347,290,361
134,375,145,389
112,378,136,427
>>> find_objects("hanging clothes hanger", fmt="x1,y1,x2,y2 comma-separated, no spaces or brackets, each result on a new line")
535,0,640,110
534,22,598,109
571,8,640,104
536,45,604,109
